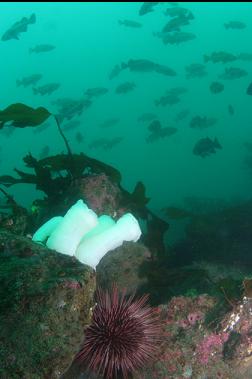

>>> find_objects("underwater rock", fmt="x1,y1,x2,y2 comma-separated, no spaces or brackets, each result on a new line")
0,189,29,235
173,200,252,266
221,294,252,373
0,210,29,235
61,174,150,220
0,230,96,379
97,241,151,294
66,173,122,217
140,294,235,378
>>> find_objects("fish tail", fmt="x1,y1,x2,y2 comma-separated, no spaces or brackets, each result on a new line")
29,13,36,24
32,87,38,95
118,20,123,25
16,80,21,87
224,23,229,29
29,48,34,54
203,55,209,63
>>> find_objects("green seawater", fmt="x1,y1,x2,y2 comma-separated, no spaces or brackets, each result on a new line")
1,2,252,243
0,2,252,212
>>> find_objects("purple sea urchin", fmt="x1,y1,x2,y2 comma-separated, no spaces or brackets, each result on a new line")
76,286,160,378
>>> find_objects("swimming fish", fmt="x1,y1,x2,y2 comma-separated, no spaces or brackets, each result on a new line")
33,83,61,95
119,20,142,28
193,137,222,158
2,13,36,41
115,82,136,94
29,44,56,53
16,74,42,87
209,82,224,94
224,21,246,29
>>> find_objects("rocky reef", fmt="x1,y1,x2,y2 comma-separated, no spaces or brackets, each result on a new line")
1,104,252,378
0,230,95,379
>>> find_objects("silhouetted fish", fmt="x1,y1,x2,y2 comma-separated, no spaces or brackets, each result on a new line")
2,13,36,41
29,44,56,53
119,20,142,28
33,83,61,95
186,63,207,78
193,137,221,157
16,74,42,87
210,82,224,94
204,51,237,64
237,53,252,62
190,116,217,129
219,67,248,80
224,21,246,29
139,2,160,16
109,64,122,80
115,82,136,94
